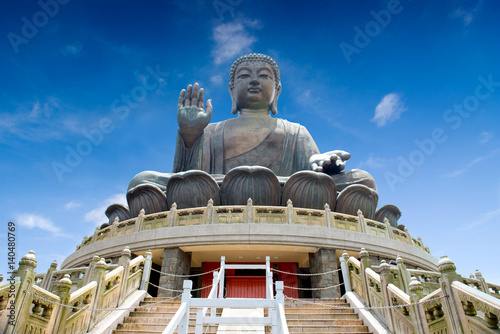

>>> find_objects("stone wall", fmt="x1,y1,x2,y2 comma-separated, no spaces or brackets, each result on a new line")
309,248,340,298
158,248,191,297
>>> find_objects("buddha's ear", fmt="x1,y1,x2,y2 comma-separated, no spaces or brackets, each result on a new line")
229,85,238,115
270,84,281,116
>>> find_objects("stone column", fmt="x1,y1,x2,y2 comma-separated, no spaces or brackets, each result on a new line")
158,248,191,297
309,248,340,299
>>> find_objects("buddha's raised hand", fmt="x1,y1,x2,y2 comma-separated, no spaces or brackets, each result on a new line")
177,83,213,148
309,150,351,174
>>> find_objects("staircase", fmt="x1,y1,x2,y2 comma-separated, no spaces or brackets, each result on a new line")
112,297,372,334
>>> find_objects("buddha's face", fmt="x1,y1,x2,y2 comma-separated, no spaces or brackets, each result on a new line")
233,61,277,112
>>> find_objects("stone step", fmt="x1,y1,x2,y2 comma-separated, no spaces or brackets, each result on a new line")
287,325,369,333
285,308,355,314
286,313,360,320
287,319,363,326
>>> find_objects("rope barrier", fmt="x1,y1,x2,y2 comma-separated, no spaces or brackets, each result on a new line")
151,267,220,277
284,294,448,310
24,289,181,312
283,283,344,290
148,281,214,292
271,267,342,276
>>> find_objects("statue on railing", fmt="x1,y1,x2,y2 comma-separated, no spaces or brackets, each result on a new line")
104,54,401,226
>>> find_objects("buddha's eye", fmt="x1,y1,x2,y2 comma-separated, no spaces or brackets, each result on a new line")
238,74,250,79
259,74,271,79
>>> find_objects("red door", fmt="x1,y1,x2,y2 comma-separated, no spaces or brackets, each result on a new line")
277,263,299,298
226,277,266,298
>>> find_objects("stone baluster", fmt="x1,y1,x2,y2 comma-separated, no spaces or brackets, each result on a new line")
51,274,72,334
6,251,37,334
357,210,367,233
110,217,119,237
405,227,413,245
438,256,467,334
397,256,411,294
207,199,214,224
359,248,372,306
117,247,131,306
379,260,395,332
474,270,489,294
140,250,153,291
135,208,145,232
384,217,394,239
83,255,101,286
91,226,100,243
324,203,333,228
168,202,177,227
408,277,430,334
41,260,58,291
86,257,107,331
286,199,294,224
247,198,253,223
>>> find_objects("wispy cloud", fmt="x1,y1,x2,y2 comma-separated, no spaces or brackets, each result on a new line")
372,93,406,127
457,208,500,231
0,97,83,143
84,193,127,226
451,1,483,26
64,200,81,210
478,131,494,144
212,19,261,65
60,42,82,56
210,75,223,85
443,149,500,178
357,154,388,169
15,213,71,238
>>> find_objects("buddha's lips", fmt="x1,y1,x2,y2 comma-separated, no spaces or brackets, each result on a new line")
248,88,262,93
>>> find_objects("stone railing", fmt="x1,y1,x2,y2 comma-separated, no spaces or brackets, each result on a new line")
77,200,430,253
342,249,500,334
1,247,153,334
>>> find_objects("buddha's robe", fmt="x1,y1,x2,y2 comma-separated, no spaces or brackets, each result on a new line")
172,118,319,176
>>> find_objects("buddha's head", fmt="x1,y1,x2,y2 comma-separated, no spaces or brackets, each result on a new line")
229,53,282,115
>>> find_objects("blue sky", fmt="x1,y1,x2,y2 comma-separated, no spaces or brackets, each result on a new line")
1,0,499,284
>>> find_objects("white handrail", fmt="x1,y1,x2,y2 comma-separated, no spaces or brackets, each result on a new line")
163,255,289,334
163,302,187,333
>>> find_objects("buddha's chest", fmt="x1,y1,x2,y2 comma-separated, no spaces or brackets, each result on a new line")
223,118,277,159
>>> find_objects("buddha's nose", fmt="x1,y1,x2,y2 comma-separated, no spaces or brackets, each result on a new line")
249,78,259,86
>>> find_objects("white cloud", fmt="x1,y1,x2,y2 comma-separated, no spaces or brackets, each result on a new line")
64,200,81,210
211,75,223,85
451,1,483,26
457,208,500,231
371,93,406,127
0,97,82,143
84,193,127,226
212,19,261,65
443,149,500,178
60,42,82,56
359,154,387,169
15,213,71,238
478,131,494,144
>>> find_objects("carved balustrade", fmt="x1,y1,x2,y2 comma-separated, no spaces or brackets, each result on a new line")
452,280,500,333
341,249,500,334
3,249,151,334
75,201,432,256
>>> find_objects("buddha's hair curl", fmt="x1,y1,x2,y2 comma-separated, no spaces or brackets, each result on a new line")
229,53,281,91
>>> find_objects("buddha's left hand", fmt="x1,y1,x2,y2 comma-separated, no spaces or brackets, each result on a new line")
309,150,351,174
